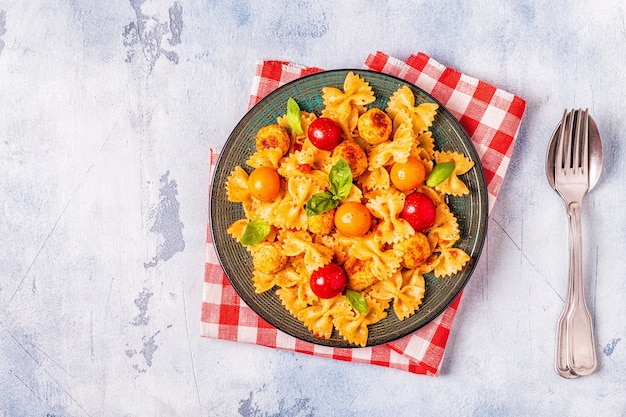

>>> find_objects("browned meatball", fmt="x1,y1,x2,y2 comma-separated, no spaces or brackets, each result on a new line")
357,108,392,145
343,256,377,291
395,232,432,269
332,140,368,178
252,241,287,274
307,209,335,235
255,124,291,155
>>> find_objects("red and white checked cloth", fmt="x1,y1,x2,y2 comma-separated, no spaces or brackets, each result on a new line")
201,51,526,376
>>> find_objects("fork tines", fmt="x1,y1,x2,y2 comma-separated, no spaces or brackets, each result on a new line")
557,109,589,174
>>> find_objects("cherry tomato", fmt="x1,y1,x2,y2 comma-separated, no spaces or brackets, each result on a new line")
247,167,280,202
390,157,426,191
334,202,371,237
307,117,342,151
310,263,347,298
401,192,436,231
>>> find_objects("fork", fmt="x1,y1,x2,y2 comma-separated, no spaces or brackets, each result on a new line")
553,109,598,377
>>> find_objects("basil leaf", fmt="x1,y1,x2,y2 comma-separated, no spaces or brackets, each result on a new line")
346,289,368,313
305,191,338,216
286,97,304,135
305,159,352,216
426,161,455,187
241,220,270,245
328,158,352,200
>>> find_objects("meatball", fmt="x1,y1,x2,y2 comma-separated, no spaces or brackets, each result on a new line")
307,209,335,235
255,124,291,155
343,256,377,291
357,108,392,145
252,241,287,274
332,140,368,178
395,232,432,269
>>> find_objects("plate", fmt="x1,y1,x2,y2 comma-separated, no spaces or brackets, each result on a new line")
210,70,488,348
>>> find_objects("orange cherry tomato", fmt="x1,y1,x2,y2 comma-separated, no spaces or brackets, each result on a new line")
248,167,281,202
334,202,371,237
390,157,426,191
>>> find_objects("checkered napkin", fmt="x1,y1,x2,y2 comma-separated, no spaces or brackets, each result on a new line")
201,51,526,376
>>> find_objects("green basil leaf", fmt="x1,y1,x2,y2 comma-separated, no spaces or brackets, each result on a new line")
328,158,352,200
241,220,270,245
305,191,338,216
286,97,304,135
426,161,455,187
346,289,368,313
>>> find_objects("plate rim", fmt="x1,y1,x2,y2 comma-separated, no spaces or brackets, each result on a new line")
209,68,489,348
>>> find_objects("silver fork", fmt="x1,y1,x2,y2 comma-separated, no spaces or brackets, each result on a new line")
553,109,597,377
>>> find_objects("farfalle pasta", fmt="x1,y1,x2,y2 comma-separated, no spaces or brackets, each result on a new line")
224,72,475,347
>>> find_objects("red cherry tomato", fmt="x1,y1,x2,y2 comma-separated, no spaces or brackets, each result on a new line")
310,263,347,299
307,117,342,151
401,192,436,231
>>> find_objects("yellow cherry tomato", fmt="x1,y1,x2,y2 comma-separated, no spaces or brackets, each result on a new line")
334,202,371,237
390,157,426,191
248,167,281,202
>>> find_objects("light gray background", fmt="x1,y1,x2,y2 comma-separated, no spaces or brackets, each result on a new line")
1,1,625,416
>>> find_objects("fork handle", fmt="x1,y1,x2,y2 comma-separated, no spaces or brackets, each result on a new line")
555,201,597,377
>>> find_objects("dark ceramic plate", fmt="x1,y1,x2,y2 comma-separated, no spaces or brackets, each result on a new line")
210,70,488,348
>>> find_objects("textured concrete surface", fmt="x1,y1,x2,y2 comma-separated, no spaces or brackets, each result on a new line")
1,1,626,416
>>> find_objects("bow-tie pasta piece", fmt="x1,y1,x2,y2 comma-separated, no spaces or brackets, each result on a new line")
323,71,376,110
408,103,439,135
367,121,414,170
300,139,336,172
393,269,426,320
369,269,425,321
416,184,445,205
225,166,251,203
274,258,317,313
297,296,353,340
272,257,308,288
226,219,248,244
386,86,439,135
428,203,461,250
278,148,330,189
272,176,318,230
333,297,387,347
342,71,377,106
433,151,475,196
252,269,278,294
350,233,402,280
282,230,334,273
277,285,309,317
414,131,436,161
278,149,330,190
434,247,471,278
366,192,414,245
248,198,282,227
316,233,351,265
321,72,375,138
358,167,390,194
246,147,284,169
